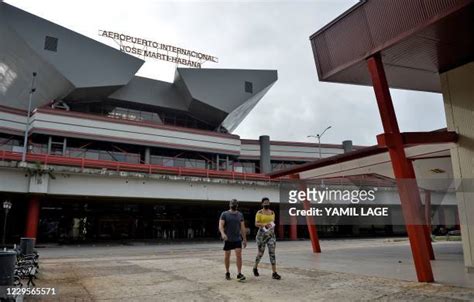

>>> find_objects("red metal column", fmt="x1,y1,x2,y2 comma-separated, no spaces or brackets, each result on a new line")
288,174,299,241
407,161,435,260
277,201,299,241
278,222,285,239
302,198,321,253
367,54,434,282
292,174,321,252
25,196,41,238
277,203,286,239
289,216,298,240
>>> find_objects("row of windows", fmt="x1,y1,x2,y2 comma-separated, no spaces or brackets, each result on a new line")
108,107,162,123
105,107,214,130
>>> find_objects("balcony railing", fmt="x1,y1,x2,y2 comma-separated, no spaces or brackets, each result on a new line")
0,151,272,181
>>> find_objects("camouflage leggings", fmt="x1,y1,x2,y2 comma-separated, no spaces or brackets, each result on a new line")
255,230,276,265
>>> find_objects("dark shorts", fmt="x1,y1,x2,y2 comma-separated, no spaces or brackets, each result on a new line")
223,240,242,251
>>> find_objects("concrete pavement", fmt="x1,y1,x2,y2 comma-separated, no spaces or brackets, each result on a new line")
28,239,474,301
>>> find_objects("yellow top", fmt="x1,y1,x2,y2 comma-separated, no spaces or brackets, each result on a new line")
255,209,275,225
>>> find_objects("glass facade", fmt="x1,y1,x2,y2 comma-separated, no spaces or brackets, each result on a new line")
0,136,21,151
150,155,208,169
70,102,216,131
108,107,162,124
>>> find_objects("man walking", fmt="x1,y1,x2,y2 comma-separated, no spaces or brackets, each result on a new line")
219,199,247,281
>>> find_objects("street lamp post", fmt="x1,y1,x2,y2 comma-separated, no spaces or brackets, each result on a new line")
2,200,12,246
21,72,37,163
308,126,332,159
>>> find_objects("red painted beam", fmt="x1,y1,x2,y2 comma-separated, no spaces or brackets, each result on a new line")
367,53,434,282
402,131,458,145
377,131,458,148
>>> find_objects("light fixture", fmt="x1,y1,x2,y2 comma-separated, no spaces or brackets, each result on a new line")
3,200,12,210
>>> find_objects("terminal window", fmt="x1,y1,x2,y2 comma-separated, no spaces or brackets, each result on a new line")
44,36,58,52
245,81,253,93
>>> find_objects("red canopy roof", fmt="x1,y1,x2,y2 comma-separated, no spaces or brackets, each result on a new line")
310,0,474,93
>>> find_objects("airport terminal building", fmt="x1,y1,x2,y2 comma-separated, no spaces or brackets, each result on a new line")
0,2,361,242
0,2,460,244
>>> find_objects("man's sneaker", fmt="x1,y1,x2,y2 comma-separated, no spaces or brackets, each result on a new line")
236,273,246,282
225,272,231,280
272,272,281,280
253,268,259,277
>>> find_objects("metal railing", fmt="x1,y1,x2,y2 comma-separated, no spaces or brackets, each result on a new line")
0,151,272,181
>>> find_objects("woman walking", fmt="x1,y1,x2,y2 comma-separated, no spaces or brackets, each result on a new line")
253,197,281,280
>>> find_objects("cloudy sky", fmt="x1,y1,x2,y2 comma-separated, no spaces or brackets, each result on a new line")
6,0,447,146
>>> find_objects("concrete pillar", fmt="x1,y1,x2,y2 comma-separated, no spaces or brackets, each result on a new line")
47,136,52,154
342,140,353,153
438,207,446,227
455,210,460,230
62,138,67,156
259,135,271,173
441,61,474,273
25,196,40,238
144,147,151,164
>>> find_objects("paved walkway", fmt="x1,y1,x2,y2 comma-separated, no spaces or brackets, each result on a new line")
31,239,474,301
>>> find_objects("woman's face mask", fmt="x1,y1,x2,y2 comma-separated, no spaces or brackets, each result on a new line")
263,204,270,209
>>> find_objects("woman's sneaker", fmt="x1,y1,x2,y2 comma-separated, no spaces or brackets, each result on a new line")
236,273,246,282
272,272,281,280
225,272,231,280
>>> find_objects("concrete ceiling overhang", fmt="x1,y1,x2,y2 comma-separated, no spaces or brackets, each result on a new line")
272,143,455,192
269,130,458,192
